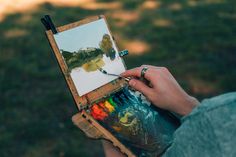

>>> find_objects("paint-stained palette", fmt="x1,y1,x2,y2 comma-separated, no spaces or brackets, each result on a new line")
88,86,178,157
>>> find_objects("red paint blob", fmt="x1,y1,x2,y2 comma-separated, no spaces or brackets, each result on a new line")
90,103,108,120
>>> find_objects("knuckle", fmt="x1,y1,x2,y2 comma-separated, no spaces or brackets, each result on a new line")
160,67,169,73
130,67,140,76
136,68,142,75
147,69,155,77
141,64,149,67
136,67,142,76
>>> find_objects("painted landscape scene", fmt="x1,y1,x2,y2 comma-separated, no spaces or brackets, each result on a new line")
54,18,126,96
61,34,116,72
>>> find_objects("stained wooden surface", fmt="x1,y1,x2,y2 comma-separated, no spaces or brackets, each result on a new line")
46,15,135,157
45,15,126,109
72,112,136,157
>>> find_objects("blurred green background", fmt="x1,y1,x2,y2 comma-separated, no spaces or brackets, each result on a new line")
0,0,235,157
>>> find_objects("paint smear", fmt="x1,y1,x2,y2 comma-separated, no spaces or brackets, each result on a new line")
90,103,108,120
108,97,118,108
104,100,115,113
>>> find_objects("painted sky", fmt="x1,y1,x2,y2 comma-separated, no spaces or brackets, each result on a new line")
54,18,126,96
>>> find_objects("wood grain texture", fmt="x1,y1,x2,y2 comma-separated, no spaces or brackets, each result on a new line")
46,30,88,110
45,15,135,157
45,15,126,109
72,112,136,157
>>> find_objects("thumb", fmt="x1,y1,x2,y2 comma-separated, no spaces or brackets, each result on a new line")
129,79,153,98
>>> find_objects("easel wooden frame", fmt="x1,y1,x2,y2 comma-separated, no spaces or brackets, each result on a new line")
44,15,135,157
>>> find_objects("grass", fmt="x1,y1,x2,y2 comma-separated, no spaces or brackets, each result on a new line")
0,0,236,157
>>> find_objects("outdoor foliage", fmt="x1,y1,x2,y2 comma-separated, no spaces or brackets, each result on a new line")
0,0,236,157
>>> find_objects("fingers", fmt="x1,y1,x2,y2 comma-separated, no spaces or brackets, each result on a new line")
121,67,152,81
141,65,158,69
102,140,126,157
121,67,140,77
128,79,153,99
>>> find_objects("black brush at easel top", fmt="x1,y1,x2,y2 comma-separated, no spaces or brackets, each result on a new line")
89,86,180,157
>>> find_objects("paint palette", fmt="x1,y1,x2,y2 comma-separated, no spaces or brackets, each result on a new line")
44,15,180,157
88,86,179,157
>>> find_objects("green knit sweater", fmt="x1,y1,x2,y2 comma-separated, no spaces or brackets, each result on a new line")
162,92,236,157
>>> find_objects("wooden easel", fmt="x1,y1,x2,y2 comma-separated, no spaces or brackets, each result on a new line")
42,15,136,157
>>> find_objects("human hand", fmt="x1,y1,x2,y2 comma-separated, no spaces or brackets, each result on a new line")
103,140,126,157
121,65,199,116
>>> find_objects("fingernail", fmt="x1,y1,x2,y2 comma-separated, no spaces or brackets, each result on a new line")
129,79,136,86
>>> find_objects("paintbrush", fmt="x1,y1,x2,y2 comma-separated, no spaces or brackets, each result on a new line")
99,68,131,82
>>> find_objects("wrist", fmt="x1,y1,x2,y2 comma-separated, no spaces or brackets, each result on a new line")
176,95,199,116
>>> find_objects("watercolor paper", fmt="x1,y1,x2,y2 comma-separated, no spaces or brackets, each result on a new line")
54,19,126,96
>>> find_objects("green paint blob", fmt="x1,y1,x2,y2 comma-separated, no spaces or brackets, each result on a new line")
108,97,117,108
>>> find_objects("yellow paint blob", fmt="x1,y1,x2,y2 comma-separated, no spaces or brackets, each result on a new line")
104,101,115,113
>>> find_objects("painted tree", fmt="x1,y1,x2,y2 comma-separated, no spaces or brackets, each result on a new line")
99,34,116,60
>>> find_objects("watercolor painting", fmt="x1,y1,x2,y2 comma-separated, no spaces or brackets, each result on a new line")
54,18,126,96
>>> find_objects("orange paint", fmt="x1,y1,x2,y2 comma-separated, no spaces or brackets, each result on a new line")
112,126,122,132
98,102,110,113
90,98,117,120
90,103,108,120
